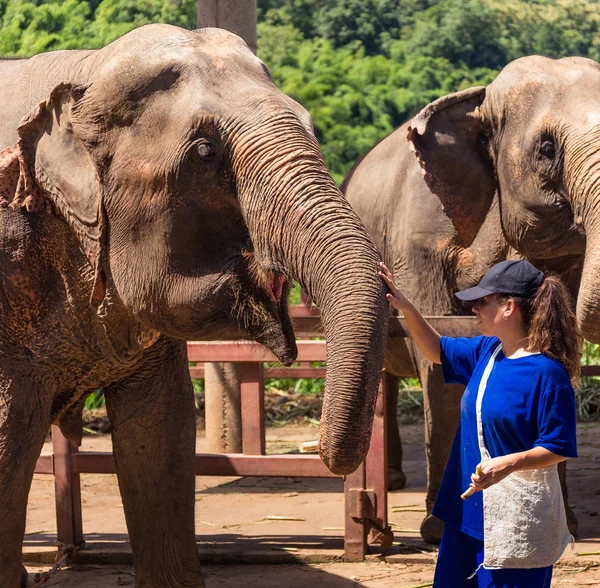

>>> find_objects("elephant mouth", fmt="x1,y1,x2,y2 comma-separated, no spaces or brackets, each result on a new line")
266,272,286,306
231,253,297,365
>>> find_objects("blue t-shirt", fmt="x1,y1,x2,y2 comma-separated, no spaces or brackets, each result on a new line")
432,336,578,540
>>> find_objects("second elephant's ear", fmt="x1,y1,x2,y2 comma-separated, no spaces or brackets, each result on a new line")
407,86,495,247
13,83,106,305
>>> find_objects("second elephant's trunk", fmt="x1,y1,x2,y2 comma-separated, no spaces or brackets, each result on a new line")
232,115,388,474
577,229,600,342
568,142,600,343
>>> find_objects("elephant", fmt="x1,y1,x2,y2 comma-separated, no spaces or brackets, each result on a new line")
0,24,389,588
343,55,598,543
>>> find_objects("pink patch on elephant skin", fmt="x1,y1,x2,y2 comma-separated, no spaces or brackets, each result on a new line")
0,144,20,208
0,143,48,213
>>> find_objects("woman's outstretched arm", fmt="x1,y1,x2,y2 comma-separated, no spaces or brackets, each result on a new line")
379,262,441,364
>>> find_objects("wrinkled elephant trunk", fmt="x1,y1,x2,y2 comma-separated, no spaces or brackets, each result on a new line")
577,228,600,342
570,144,600,343
232,116,388,474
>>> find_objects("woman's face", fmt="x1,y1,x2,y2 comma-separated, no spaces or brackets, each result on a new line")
471,294,508,336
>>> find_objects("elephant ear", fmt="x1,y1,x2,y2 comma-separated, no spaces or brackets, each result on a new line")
407,86,495,247
0,82,106,306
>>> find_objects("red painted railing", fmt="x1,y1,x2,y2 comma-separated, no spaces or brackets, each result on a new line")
36,310,599,562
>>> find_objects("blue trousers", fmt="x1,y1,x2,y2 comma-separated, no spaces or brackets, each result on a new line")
434,524,553,588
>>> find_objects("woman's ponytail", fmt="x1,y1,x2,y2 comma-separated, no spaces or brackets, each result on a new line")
525,275,583,385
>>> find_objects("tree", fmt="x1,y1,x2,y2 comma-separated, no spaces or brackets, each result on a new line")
406,0,509,69
0,0,196,55
1,0,599,179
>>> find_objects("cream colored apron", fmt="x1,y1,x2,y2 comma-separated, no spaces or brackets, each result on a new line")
475,344,572,569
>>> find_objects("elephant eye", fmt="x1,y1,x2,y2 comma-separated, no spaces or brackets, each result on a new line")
197,141,217,160
540,138,556,160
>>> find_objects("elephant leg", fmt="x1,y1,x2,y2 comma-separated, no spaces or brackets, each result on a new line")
385,373,406,490
559,460,577,536
0,374,51,588
105,338,204,588
416,357,463,544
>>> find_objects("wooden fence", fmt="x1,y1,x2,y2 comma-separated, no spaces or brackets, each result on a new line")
32,308,599,562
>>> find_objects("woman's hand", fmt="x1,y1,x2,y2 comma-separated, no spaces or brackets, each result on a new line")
468,447,568,494
470,456,515,491
378,262,413,313
378,261,442,363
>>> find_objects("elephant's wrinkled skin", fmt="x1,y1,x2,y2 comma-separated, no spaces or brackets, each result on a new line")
0,25,388,587
343,55,596,543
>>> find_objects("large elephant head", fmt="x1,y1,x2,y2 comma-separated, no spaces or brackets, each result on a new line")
0,24,387,474
408,56,600,340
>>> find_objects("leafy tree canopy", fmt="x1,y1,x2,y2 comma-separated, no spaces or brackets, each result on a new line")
0,0,598,180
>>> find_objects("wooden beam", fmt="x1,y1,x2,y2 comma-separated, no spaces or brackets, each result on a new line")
187,340,327,362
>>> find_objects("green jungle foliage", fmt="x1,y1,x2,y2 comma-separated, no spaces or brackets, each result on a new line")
4,0,600,412
1,0,599,180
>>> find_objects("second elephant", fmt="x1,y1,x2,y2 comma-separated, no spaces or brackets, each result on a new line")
343,55,596,543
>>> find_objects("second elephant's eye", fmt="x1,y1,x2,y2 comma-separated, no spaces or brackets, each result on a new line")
197,142,217,159
540,138,556,160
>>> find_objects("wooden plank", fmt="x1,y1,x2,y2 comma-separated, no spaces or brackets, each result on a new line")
187,340,327,362
186,317,479,363
194,454,338,477
265,367,326,378
240,362,265,455
35,454,54,475
70,452,116,474
188,366,327,379
276,312,481,339
289,305,320,317
66,452,339,478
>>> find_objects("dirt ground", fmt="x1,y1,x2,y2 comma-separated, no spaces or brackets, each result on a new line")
24,422,600,587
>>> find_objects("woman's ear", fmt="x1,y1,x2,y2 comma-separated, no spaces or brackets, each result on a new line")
2,82,107,307
407,87,496,247
503,298,516,319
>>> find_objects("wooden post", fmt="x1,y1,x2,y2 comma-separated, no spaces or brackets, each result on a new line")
366,374,392,547
344,375,391,561
197,0,257,53
52,425,83,547
344,460,367,562
240,362,266,455
204,363,243,453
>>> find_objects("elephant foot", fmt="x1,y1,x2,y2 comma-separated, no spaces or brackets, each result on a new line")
420,514,444,545
387,467,406,491
566,506,578,538
22,566,28,588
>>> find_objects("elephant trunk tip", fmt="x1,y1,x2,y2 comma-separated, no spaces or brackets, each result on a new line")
270,339,297,366
318,451,363,476
318,438,368,476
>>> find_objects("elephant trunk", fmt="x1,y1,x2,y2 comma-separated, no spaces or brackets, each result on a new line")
231,115,388,474
577,227,600,342
569,141,600,343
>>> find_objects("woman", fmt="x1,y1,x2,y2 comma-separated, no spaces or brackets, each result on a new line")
379,259,580,587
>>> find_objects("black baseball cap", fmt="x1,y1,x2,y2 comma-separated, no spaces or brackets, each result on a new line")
455,260,545,301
